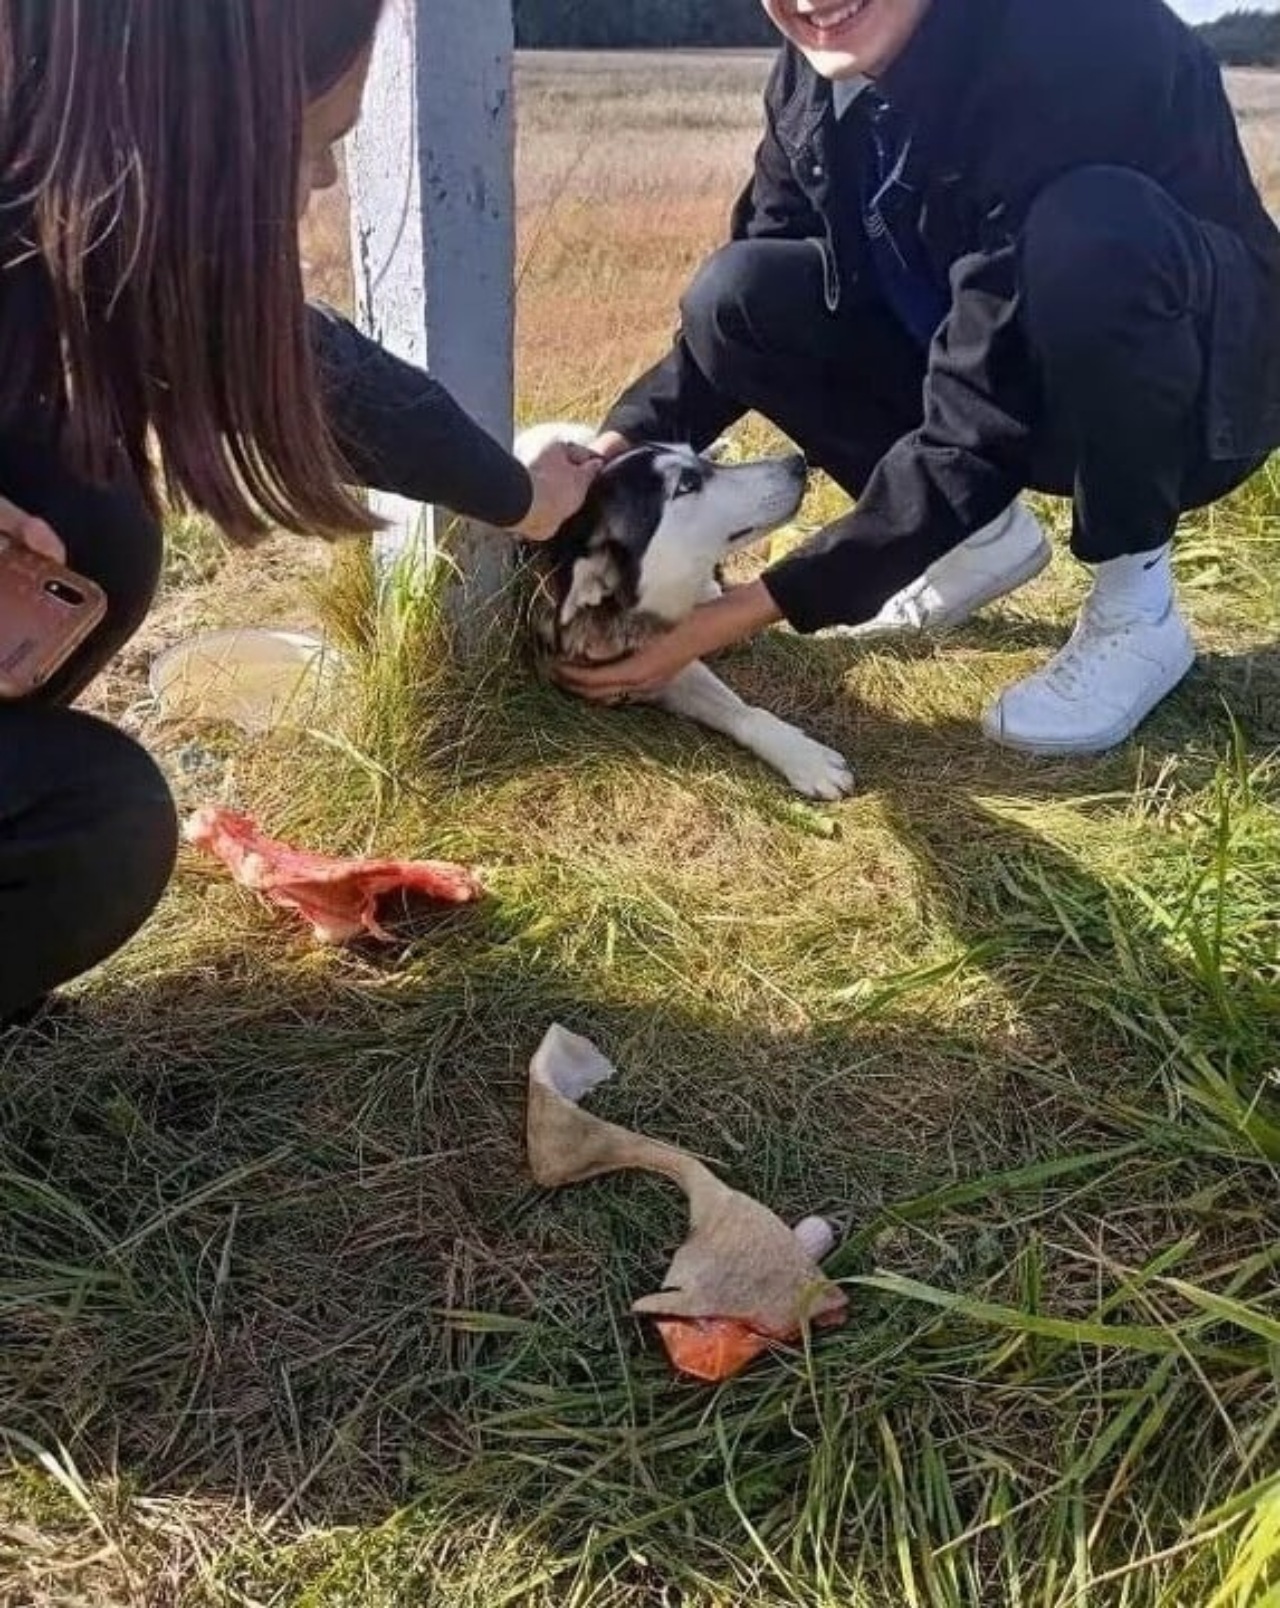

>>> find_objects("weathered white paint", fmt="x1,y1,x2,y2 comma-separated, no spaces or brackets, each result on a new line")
347,0,516,631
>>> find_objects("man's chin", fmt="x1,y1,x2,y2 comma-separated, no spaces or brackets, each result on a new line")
800,48,869,81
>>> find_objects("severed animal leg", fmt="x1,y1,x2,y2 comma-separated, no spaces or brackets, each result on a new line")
528,1025,848,1381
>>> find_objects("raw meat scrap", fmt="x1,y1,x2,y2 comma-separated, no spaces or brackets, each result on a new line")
185,806,483,944
653,1218,844,1383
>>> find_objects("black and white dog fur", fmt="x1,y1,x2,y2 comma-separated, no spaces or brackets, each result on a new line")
516,425,854,800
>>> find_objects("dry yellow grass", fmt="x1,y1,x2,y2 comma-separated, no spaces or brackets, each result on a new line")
303,56,1280,425
299,50,773,418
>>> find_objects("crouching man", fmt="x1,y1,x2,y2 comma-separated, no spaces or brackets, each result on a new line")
562,0,1280,756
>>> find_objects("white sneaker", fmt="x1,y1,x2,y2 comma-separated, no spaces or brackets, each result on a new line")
982,600,1196,756
827,501,1051,639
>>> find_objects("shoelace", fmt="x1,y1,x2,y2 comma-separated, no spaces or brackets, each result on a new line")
1039,610,1139,697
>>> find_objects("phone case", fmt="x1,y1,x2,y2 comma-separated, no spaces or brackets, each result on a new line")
0,536,108,698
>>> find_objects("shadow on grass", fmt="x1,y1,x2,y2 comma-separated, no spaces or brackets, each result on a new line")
3,515,1278,1595
764,626,1280,748
1,711,1275,1603
0,949,1050,1507
415,626,1280,832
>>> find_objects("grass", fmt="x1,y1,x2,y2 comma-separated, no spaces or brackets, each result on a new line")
3,51,1280,1608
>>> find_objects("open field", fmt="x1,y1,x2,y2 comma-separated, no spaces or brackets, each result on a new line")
3,52,1279,1608
305,60,1280,428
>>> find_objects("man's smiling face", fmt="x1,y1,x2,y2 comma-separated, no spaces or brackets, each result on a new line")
759,0,934,80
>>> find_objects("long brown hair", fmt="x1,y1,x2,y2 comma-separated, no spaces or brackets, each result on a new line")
0,0,386,541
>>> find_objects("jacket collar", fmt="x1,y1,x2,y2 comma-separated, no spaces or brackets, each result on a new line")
773,50,832,158
772,0,994,163
876,0,976,118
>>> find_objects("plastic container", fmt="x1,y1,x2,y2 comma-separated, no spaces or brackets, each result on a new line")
150,628,346,734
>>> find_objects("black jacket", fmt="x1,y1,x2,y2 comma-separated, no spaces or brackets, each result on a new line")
604,0,1280,632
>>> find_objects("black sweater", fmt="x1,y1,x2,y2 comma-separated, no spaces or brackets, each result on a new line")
311,306,533,529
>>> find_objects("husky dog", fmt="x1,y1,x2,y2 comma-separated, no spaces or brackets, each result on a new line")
517,425,854,800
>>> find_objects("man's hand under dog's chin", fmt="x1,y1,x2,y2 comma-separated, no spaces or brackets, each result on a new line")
555,580,784,702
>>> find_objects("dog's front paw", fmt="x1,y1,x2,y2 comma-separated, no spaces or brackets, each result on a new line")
746,714,855,799
778,736,856,801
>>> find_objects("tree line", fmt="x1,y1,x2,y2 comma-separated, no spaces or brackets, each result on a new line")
513,0,776,49
514,1,1280,65
1196,9,1280,68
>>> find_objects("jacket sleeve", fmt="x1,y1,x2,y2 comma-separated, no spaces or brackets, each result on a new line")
308,304,533,529
762,242,1034,632
601,55,820,449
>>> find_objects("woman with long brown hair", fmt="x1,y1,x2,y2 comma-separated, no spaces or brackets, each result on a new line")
0,0,598,1026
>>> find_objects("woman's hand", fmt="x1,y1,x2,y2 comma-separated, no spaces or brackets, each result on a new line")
588,430,633,462
513,440,604,543
0,498,65,564
556,580,785,702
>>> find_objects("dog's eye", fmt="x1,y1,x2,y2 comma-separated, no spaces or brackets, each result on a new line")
672,469,702,499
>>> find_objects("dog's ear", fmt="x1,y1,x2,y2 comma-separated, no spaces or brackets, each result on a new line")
560,548,623,625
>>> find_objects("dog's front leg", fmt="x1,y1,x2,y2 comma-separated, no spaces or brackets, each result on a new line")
651,662,854,800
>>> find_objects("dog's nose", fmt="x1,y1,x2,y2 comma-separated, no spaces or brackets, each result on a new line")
786,454,808,481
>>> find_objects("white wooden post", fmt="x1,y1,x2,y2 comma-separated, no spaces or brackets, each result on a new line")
347,0,516,646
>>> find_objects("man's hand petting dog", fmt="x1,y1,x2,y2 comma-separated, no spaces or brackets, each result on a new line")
556,580,783,703
514,439,604,542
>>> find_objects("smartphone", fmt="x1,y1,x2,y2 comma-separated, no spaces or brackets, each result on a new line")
0,535,107,699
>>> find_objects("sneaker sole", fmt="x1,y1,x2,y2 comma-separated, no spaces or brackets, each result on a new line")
827,533,1052,641
982,644,1197,756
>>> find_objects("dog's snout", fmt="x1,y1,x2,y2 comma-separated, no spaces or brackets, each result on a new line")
785,454,808,482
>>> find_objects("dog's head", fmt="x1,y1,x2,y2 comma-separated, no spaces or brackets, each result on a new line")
536,443,807,652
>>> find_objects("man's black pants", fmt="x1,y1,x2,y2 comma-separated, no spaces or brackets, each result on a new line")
674,166,1262,564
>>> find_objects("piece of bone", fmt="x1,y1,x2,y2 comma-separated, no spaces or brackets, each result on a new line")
528,1025,848,1342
